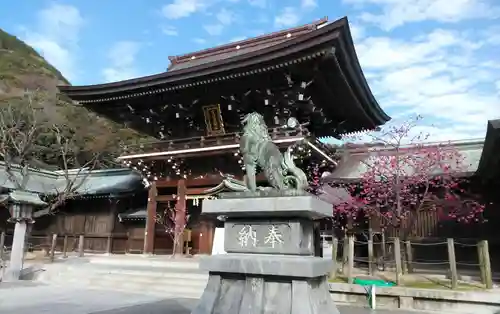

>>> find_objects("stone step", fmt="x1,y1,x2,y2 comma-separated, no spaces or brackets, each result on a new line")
48,277,204,299
53,269,208,287
86,255,201,270
55,274,206,292
63,264,209,279
85,262,205,274
38,261,208,299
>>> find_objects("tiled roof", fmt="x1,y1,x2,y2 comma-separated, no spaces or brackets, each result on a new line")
324,139,484,181
167,18,328,71
0,162,145,195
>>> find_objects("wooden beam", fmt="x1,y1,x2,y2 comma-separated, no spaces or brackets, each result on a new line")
155,176,223,188
186,187,211,195
143,182,157,254
155,173,267,188
157,195,175,202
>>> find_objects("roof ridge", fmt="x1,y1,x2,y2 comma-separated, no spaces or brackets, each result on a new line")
168,17,328,65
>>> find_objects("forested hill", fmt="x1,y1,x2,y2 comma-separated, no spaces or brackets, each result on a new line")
0,28,149,168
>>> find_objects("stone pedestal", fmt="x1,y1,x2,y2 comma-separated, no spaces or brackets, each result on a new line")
192,193,341,314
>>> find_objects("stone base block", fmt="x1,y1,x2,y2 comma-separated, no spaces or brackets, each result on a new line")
192,273,340,314
200,254,333,278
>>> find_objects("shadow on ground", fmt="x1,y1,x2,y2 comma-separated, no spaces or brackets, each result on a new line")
90,299,428,314
91,299,193,314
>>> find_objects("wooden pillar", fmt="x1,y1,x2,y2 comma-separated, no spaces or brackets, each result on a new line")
106,199,118,254
143,182,157,255
174,179,187,255
198,219,215,255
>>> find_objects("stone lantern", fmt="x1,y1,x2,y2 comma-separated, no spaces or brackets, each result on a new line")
8,202,34,223
3,190,47,281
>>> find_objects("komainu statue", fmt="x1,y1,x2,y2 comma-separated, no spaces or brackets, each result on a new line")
240,112,308,191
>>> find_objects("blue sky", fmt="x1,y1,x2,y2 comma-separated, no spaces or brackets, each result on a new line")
1,0,499,141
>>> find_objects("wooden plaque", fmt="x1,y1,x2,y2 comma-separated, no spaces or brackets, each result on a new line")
203,104,225,136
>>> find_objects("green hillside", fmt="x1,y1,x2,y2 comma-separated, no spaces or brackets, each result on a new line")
0,28,149,168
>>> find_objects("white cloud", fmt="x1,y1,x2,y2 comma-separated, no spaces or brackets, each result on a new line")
352,25,500,140
203,8,235,36
229,36,247,42
161,25,178,36
345,0,500,30
355,29,478,69
301,0,317,9
349,24,365,42
21,4,84,82
483,26,500,45
216,8,236,25
204,24,224,35
161,0,207,19
102,41,142,82
192,38,207,44
248,0,267,8
274,7,301,27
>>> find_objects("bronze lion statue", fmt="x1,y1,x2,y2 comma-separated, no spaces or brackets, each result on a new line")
239,112,308,191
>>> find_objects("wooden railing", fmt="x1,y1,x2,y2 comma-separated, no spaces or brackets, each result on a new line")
121,127,307,157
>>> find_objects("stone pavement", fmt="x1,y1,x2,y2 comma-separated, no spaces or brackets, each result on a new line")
0,282,434,314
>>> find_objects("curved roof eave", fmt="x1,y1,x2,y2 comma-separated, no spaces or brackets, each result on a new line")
58,18,378,104
475,119,500,181
59,20,345,97
337,18,390,125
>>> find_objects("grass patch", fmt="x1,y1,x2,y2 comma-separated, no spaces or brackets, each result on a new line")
328,276,348,283
403,278,485,291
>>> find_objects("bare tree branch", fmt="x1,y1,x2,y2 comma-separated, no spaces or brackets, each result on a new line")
0,91,105,216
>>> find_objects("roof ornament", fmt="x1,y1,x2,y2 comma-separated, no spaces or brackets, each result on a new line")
239,112,308,192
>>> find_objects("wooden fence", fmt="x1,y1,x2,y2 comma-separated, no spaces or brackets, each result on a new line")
329,235,493,289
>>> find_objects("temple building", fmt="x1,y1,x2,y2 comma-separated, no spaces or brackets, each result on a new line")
318,119,500,270
58,17,391,255
0,165,147,254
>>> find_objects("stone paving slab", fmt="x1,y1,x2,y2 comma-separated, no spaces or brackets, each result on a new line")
0,282,436,314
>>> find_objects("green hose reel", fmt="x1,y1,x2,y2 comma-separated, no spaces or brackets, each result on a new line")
353,278,395,309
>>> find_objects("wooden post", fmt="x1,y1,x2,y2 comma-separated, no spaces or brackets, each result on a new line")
477,241,485,284
331,237,339,262
394,237,402,285
367,229,374,275
143,182,157,255
342,236,349,274
381,232,387,271
49,233,57,262
329,237,339,279
174,179,187,255
347,236,355,284
480,240,493,289
44,234,51,256
78,235,84,257
106,199,118,255
447,238,458,289
0,231,5,260
62,235,68,258
183,229,192,255
368,239,374,275
405,240,414,273
106,236,112,254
